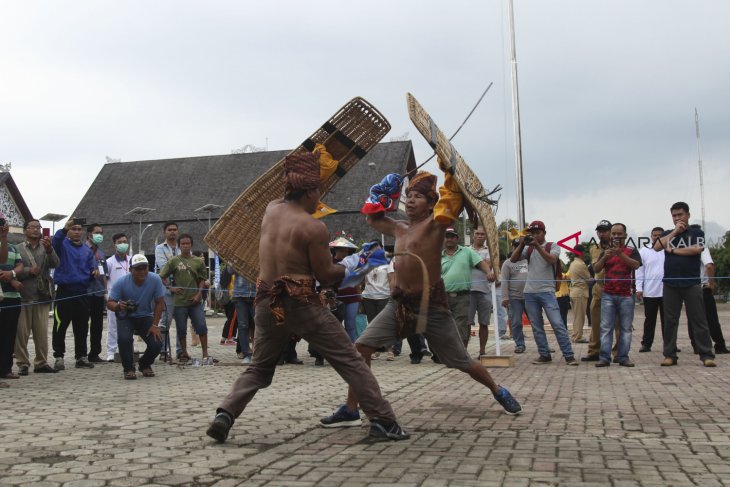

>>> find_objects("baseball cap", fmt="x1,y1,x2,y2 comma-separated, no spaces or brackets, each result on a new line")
445,227,458,236
130,254,149,268
595,219,612,230
527,220,545,231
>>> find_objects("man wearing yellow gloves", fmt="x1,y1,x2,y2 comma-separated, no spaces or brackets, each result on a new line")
320,164,523,431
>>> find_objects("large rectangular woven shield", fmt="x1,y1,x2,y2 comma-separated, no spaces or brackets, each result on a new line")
204,97,391,281
406,93,501,276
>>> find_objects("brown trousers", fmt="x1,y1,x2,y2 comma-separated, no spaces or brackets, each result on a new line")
218,296,396,422
15,303,51,368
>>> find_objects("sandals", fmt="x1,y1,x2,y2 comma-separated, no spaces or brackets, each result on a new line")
140,367,155,377
124,370,137,380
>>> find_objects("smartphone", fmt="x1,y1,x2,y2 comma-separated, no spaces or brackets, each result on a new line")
0,218,5,227
73,217,87,226
43,228,51,238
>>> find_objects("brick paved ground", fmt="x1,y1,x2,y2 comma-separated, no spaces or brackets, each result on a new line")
1,303,729,486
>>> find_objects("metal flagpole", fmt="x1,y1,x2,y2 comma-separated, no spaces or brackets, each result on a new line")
508,0,526,230
694,108,706,231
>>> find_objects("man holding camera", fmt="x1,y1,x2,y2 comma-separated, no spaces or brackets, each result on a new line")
107,254,165,380
52,217,97,370
510,220,577,365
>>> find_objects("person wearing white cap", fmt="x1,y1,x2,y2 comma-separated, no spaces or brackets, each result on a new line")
329,236,361,342
107,254,165,380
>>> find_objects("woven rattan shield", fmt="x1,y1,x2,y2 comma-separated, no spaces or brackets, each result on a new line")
406,93,501,276
204,97,391,281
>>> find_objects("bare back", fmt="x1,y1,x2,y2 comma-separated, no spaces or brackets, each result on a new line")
258,199,344,285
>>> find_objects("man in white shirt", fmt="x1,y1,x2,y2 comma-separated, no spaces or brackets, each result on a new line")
636,227,665,353
105,233,131,361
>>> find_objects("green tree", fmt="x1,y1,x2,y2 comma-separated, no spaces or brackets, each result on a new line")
497,218,519,258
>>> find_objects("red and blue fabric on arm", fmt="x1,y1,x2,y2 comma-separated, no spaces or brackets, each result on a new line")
361,173,404,214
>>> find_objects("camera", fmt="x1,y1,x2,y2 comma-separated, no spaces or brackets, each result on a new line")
124,300,138,313
523,235,535,244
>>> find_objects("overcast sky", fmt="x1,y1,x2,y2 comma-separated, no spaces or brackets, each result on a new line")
2,0,728,246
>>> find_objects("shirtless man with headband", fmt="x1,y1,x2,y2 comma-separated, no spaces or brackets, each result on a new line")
321,166,522,429
206,150,408,442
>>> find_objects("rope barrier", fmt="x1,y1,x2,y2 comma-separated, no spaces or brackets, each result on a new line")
6,275,728,309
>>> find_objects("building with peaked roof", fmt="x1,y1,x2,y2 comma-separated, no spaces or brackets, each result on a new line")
0,171,35,243
72,141,416,263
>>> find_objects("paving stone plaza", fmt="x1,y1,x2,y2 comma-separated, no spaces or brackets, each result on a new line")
2,304,729,487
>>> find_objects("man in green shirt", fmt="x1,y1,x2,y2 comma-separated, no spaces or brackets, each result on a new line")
0,225,25,382
159,234,212,364
441,227,495,348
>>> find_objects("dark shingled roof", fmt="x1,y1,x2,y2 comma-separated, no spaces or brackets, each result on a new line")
72,141,416,260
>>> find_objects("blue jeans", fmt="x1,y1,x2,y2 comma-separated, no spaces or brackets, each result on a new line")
343,302,359,343
173,302,208,337
234,298,255,358
524,292,575,358
599,294,634,363
117,315,163,372
509,299,526,347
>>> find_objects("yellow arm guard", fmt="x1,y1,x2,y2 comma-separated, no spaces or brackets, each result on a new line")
433,172,464,224
315,143,339,182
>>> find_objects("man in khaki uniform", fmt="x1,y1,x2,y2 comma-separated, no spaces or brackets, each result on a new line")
568,244,591,343
583,220,615,361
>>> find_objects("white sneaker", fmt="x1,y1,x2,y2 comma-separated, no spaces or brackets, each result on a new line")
106,355,115,362
202,356,215,366
242,356,252,365
54,357,65,371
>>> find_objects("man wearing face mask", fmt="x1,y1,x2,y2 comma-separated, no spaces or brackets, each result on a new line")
105,233,131,362
52,217,97,370
86,223,108,363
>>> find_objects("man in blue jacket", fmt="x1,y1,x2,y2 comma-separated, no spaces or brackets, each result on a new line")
52,217,97,370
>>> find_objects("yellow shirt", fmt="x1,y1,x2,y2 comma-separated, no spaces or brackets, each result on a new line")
555,272,570,298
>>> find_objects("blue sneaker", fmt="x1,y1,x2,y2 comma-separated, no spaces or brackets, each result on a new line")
369,419,410,441
494,386,522,415
320,405,362,428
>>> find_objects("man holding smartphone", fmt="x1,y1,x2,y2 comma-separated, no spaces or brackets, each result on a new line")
592,223,642,367
52,217,97,370
15,219,60,375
